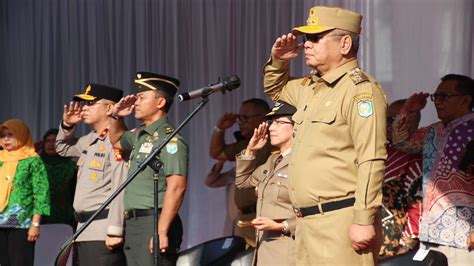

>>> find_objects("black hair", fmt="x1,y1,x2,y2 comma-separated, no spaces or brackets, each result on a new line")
441,74,474,110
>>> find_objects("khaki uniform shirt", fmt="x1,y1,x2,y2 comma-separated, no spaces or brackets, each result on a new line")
56,125,126,241
120,117,188,210
236,152,296,266
263,58,387,225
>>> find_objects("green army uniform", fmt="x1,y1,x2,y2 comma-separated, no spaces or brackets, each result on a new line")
121,116,188,265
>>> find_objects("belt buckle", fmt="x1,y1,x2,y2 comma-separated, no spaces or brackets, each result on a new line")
293,207,303,218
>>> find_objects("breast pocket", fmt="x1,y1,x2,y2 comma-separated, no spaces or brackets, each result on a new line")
276,178,291,203
310,106,337,124
88,157,106,183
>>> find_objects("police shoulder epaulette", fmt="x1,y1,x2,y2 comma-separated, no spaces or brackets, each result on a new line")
165,127,174,134
99,128,109,139
348,67,369,85
113,147,124,162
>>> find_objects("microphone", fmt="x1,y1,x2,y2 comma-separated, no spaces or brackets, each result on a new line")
178,75,240,102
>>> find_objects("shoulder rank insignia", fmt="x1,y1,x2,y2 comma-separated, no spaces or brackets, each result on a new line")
99,128,109,140
348,67,369,85
165,127,174,134
113,147,124,162
354,93,373,118
166,137,178,154
301,70,318,86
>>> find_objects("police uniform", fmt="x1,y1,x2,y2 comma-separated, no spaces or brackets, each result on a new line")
55,84,127,265
263,6,387,265
120,72,188,266
235,102,297,266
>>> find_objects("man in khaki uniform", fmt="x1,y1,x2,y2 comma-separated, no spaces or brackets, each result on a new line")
56,84,127,265
263,6,387,265
209,98,272,247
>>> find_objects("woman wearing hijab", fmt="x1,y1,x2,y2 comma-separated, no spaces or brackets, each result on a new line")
0,119,50,266
38,128,76,226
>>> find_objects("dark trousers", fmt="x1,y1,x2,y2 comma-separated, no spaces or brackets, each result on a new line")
76,240,126,266
0,228,35,266
124,214,183,266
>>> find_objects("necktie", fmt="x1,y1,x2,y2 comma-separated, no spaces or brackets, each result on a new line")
274,155,283,168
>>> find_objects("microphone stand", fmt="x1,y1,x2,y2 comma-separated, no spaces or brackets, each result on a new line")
55,96,210,266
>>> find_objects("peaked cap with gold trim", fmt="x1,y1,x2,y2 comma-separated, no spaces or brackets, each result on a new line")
74,83,123,103
292,6,362,35
135,71,180,97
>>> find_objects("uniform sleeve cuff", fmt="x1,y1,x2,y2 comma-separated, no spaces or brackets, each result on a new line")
352,209,377,225
269,56,290,68
236,149,256,160
107,225,123,236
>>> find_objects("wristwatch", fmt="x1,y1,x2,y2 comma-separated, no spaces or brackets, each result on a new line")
31,222,40,227
281,220,289,235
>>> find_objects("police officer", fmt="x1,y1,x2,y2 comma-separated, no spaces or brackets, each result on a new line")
263,6,387,265
235,102,297,265
56,84,127,265
109,72,188,266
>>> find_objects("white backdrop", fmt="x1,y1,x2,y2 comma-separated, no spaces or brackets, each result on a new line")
1,0,473,248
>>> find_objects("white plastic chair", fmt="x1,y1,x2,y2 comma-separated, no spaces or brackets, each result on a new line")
34,223,74,266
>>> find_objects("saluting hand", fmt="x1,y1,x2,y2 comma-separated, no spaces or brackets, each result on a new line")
272,33,303,61
245,122,268,156
63,101,83,125
216,112,238,130
112,95,137,118
401,92,429,114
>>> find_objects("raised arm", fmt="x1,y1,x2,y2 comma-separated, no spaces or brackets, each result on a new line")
109,95,137,149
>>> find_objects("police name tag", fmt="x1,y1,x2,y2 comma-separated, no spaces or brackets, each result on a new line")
139,142,153,154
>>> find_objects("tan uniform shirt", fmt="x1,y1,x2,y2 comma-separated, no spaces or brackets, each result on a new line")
56,125,126,241
263,57,387,225
236,152,296,266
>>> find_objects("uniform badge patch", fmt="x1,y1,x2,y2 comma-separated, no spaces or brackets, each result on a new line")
354,93,374,118
166,137,178,154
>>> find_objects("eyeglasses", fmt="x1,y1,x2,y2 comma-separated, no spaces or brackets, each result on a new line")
237,114,263,123
267,119,294,126
304,33,346,43
429,93,466,102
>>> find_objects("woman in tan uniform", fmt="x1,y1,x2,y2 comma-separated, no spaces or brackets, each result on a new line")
235,102,297,266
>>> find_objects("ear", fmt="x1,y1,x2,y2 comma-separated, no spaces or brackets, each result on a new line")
156,97,167,109
340,35,352,56
105,104,114,116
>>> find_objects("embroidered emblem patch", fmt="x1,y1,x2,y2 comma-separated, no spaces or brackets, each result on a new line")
354,93,374,118
166,137,178,154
